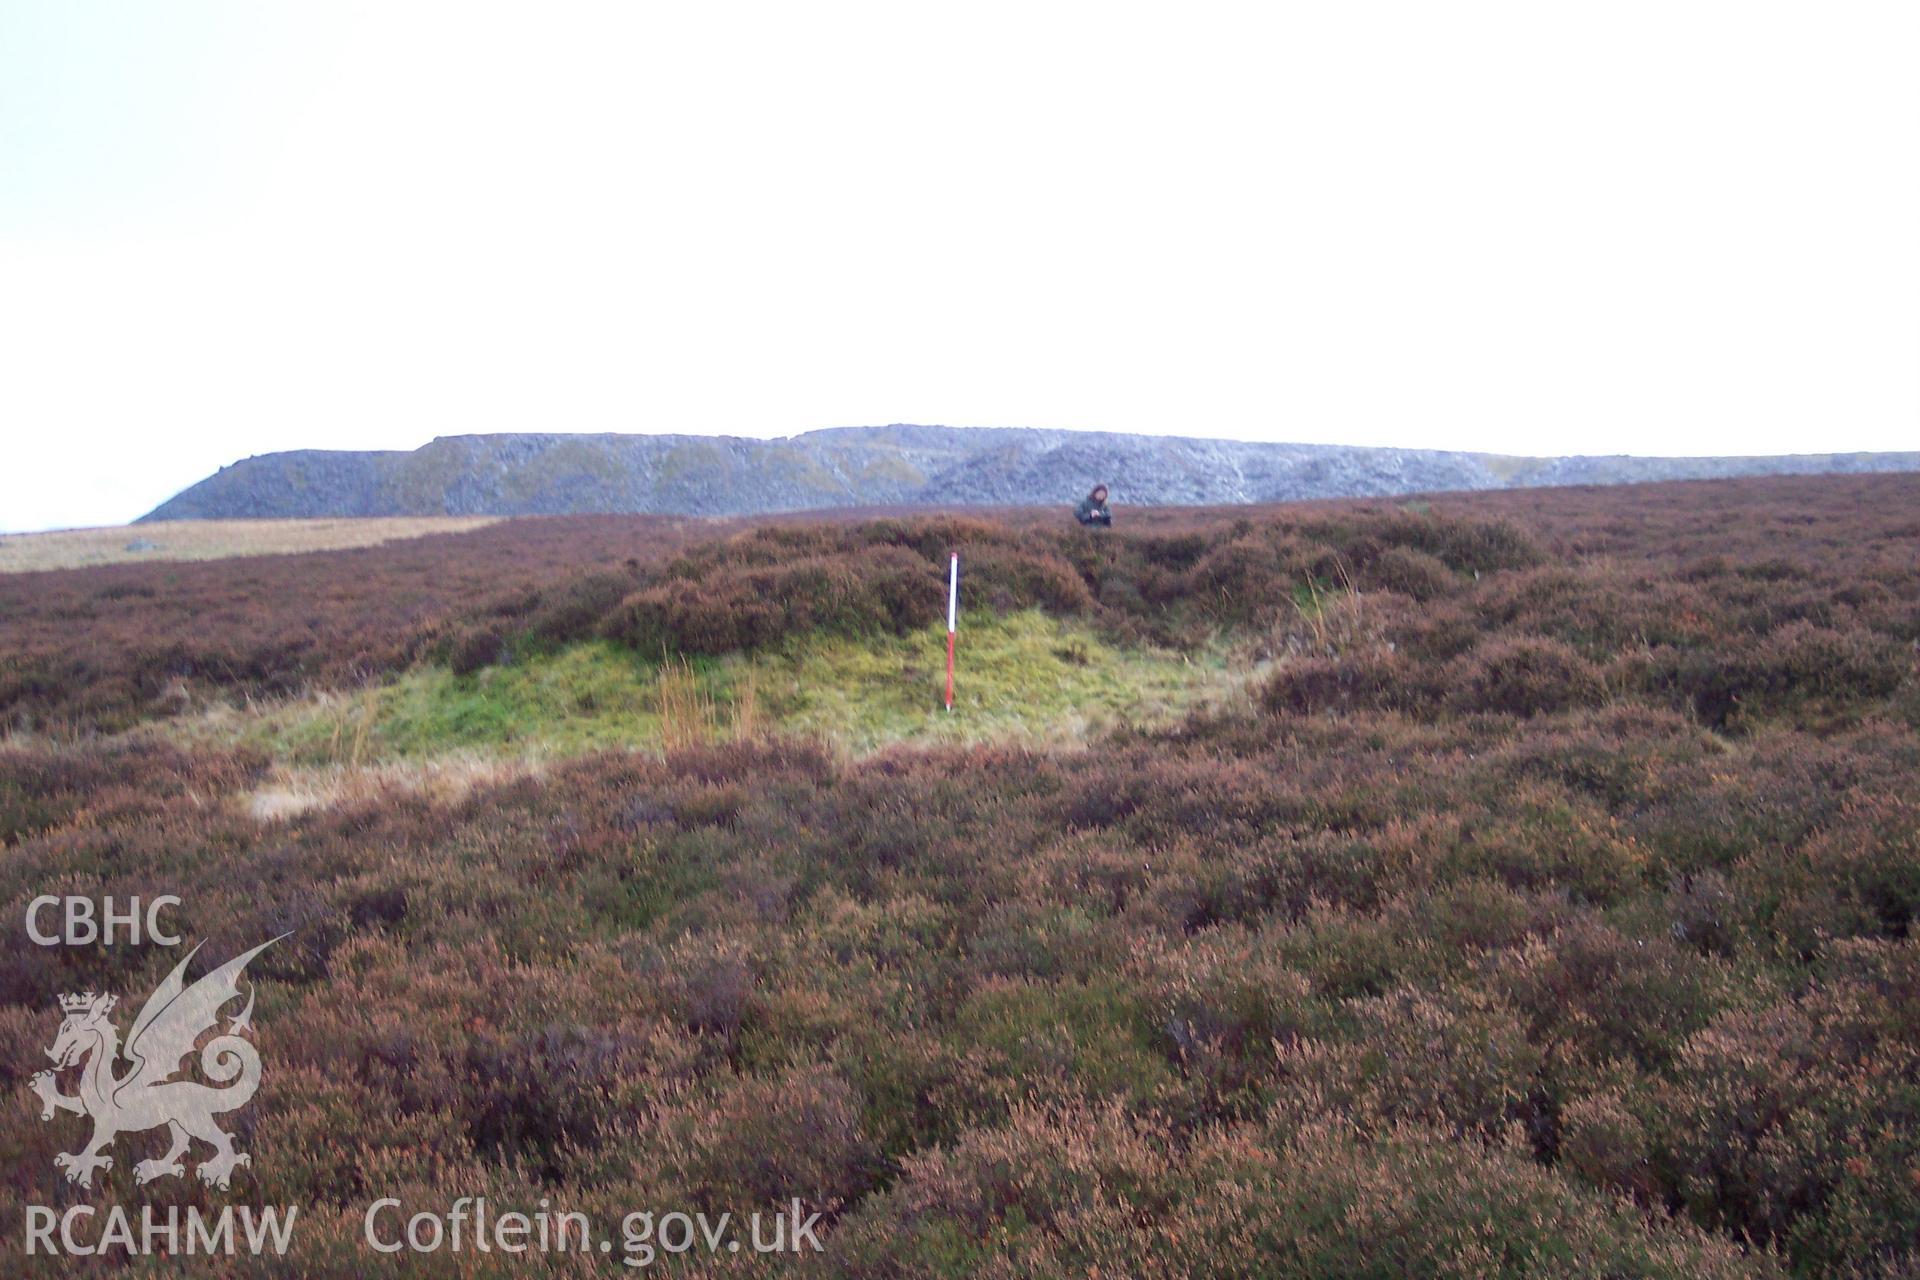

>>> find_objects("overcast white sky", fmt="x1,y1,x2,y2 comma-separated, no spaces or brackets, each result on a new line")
2,2,1916,531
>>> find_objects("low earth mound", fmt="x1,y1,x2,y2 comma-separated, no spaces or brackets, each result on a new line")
1,473,1917,1277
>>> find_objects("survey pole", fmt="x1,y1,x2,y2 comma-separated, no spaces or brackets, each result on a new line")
945,553,958,712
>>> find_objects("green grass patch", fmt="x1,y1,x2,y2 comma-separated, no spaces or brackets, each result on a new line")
221,610,1240,763
761,610,1237,751
252,640,668,761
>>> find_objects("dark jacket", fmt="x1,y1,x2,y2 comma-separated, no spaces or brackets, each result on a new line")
1075,495,1112,527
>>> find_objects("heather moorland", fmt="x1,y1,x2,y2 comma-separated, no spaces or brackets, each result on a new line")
2,473,1917,1277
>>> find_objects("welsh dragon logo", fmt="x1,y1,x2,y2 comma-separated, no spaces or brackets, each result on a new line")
28,936,282,1191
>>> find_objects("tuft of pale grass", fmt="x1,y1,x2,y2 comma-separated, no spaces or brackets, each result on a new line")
242,755,532,821
656,656,718,751
730,670,765,742
324,685,382,767
0,516,500,573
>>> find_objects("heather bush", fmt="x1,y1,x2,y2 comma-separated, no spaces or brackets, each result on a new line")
1205,1119,1770,1280
1492,916,1718,1073
1638,623,1912,730
1260,648,1421,717
1754,621,1909,700
950,976,1172,1107
832,1101,1177,1272
1557,1086,1656,1200
1373,508,1546,574
1437,781,1646,904
1665,869,1739,956
521,566,644,649
1409,878,1541,954
1444,636,1608,718
1283,984,1542,1141
1265,902,1438,1002
1367,544,1458,601
444,620,509,676
1133,928,1325,1118
1187,531,1315,623
962,542,1098,616
647,1065,879,1212
609,547,940,655
646,933,761,1037
834,1109,1771,1279
1650,965,1920,1276
1738,790,1920,951
1473,564,1718,656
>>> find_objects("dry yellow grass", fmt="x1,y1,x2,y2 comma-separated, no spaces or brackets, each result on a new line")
0,516,500,573
241,755,532,822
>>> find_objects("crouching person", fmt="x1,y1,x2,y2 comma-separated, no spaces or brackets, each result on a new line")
1075,484,1112,528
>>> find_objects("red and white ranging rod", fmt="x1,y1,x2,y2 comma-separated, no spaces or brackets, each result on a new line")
945,553,959,712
